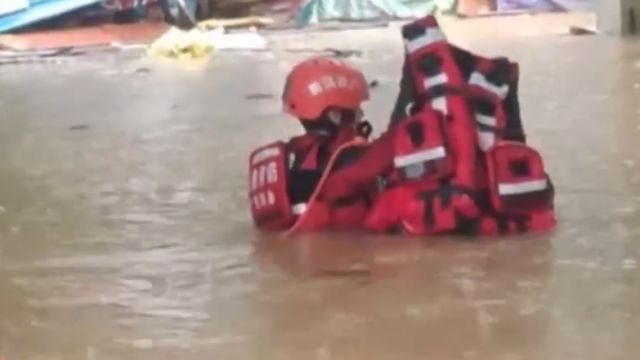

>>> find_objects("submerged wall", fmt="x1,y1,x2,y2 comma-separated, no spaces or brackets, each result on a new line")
597,0,640,36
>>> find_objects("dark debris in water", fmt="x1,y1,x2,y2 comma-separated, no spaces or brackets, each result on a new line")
318,268,373,277
568,25,597,36
285,48,363,58
69,124,91,131
246,93,275,100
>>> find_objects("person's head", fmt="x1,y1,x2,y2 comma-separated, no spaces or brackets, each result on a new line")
282,57,369,137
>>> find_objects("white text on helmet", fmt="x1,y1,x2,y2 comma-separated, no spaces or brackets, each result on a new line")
307,75,358,96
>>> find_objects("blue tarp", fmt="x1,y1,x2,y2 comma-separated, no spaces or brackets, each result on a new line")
0,0,103,33
296,0,455,25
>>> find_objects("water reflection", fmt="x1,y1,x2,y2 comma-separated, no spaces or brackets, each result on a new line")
254,234,553,360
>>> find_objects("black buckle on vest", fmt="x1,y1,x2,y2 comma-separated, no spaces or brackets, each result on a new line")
356,121,373,139
419,54,443,77
472,97,496,117
485,58,510,87
417,184,475,228
402,23,427,41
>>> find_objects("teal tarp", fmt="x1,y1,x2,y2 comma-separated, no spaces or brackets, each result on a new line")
296,0,455,25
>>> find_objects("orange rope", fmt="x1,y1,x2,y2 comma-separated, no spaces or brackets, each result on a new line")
286,137,366,236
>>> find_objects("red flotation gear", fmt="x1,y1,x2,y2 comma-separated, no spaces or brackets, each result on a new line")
321,15,556,236
248,131,372,234
248,141,295,231
249,55,375,234
392,109,452,183
485,142,553,216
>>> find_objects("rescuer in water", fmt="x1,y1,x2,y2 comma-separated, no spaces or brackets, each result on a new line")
247,56,377,233
248,15,556,237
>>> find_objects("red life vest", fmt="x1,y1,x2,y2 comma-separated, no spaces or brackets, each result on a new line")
248,141,296,231
248,132,371,234
287,16,556,237
405,18,480,192
392,109,452,183
360,15,556,236
467,58,513,153
485,142,553,216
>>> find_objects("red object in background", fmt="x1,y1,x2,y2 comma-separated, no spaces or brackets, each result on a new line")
103,0,156,11
269,0,304,12
0,22,168,50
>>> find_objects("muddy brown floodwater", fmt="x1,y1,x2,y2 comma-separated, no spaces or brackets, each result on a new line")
1,14,640,360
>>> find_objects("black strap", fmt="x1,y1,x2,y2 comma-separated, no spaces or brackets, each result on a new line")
416,185,537,236
417,183,475,228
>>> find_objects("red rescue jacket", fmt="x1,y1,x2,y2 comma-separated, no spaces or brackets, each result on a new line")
321,15,556,237
248,126,373,234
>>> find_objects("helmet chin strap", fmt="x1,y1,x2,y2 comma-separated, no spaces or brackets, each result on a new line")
328,108,342,126
301,108,366,139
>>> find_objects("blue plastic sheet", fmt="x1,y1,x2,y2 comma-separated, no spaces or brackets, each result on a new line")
0,0,102,33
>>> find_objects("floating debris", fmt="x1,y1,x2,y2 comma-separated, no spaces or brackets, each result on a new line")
285,47,363,58
623,258,637,270
69,124,90,131
568,25,597,36
245,93,275,100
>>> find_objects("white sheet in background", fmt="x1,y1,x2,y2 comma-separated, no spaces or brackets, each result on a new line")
552,0,594,11
497,0,594,11
0,0,28,16
497,0,557,11
206,28,268,50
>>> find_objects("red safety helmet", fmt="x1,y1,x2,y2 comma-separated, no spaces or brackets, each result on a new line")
282,57,370,121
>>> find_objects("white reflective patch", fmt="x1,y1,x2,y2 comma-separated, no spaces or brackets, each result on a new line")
322,76,337,89
405,28,446,53
478,131,495,152
251,169,259,190
476,114,497,127
431,97,447,114
252,146,280,165
288,153,296,169
499,179,548,195
423,73,448,88
258,165,267,187
404,102,415,117
253,195,260,208
336,76,348,88
266,161,278,184
469,72,509,99
394,146,447,168
292,203,307,215
267,191,275,205
308,81,323,96
259,192,267,207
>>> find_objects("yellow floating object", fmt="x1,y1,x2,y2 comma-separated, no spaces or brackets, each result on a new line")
148,27,214,60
